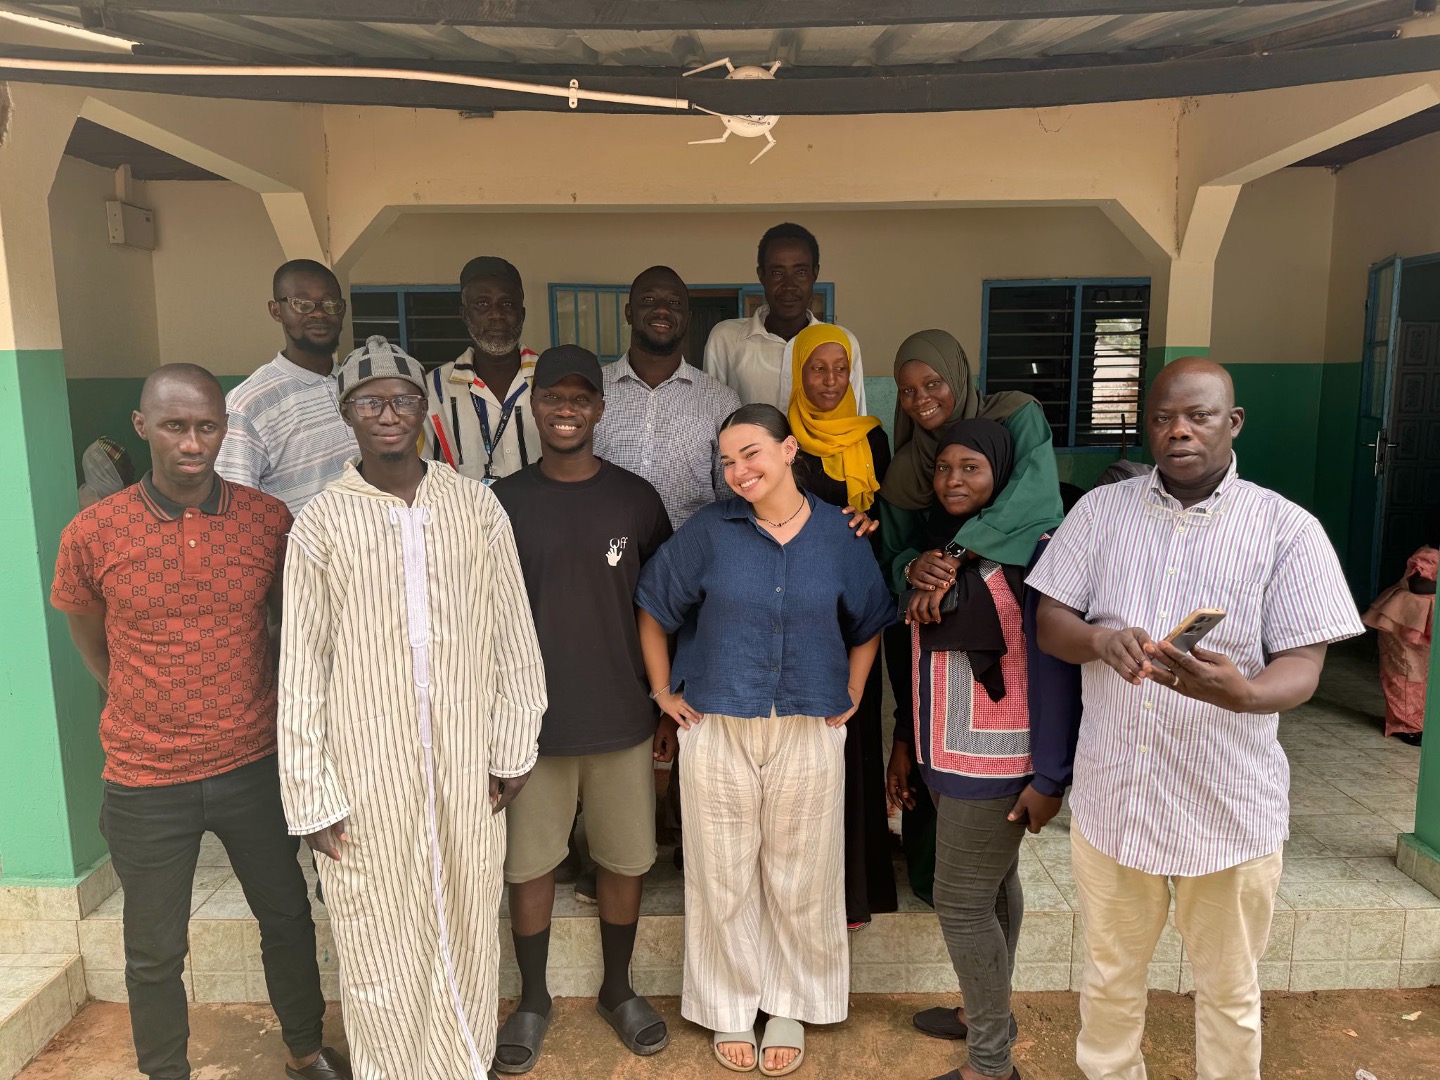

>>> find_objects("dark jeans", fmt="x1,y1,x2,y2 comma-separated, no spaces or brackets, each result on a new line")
100,754,325,1080
932,791,1026,1078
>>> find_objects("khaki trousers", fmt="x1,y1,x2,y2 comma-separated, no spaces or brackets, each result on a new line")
676,712,848,1033
1071,827,1282,1080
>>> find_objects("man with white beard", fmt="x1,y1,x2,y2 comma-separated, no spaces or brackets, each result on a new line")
424,256,541,484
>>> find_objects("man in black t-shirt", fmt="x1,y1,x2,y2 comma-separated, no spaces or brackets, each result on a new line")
491,345,673,1074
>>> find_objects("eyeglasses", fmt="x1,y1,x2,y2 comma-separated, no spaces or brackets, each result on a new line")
346,394,426,418
276,296,346,316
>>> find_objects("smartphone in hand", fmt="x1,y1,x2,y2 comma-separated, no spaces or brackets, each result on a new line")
1163,608,1226,653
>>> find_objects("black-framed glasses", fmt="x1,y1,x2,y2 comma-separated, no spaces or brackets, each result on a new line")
346,394,426,418
276,296,346,316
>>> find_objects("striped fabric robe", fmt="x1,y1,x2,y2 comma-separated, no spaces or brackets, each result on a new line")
279,459,546,1078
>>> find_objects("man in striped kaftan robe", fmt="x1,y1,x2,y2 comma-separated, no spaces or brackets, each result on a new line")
279,336,547,1079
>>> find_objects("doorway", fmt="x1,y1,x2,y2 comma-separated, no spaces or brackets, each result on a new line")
1350,254,1440,600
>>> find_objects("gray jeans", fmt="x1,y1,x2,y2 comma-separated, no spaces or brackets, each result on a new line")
932,791,1027,1077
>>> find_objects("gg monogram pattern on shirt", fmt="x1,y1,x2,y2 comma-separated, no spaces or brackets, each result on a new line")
52,476,292,787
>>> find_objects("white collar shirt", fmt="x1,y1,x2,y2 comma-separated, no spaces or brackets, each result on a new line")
593,353,741,528
703,305,867,415
1025,456,1363,876
215,353,356,515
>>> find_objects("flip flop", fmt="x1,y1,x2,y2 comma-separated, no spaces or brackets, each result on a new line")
913,1007,1020,1043
758,1016,805,1077
713,1029,759,1073
596,995,670,1056
492,1008,551,1075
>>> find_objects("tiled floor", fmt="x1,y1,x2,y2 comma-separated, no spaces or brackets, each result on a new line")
0,955,85,1079
72,645,1438,1001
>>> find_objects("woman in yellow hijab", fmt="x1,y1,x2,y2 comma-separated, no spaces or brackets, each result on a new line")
785,322,898,929
787,323,886,525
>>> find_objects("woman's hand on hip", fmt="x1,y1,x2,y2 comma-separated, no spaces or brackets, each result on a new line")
826,683,863,727
656,690,703,729
886,741,916,812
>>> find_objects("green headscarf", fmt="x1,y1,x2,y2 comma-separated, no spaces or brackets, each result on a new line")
881,329,1035,509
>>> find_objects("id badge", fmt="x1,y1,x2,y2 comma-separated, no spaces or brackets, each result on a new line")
481,476,496,487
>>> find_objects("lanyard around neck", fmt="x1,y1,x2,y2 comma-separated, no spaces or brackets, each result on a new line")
470,380,528,478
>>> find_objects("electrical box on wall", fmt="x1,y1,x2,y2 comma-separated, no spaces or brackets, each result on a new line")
105,201,156,250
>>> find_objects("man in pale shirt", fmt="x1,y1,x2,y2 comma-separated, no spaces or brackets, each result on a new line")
1027,357,1362,1080
216,259,357,514
704,222,867,414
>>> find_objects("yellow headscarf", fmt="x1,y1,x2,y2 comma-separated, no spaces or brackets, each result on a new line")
787,323,882,512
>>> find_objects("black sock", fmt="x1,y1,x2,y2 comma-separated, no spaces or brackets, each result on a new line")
598,918,638,1012
512,927,552,1017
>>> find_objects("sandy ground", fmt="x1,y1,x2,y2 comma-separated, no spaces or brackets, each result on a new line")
18,988,1440,1079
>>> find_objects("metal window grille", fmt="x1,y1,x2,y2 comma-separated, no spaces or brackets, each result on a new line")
350,285,467,371
980,279,1150,449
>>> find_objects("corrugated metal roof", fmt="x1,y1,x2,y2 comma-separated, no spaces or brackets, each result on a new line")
1,1,1416,66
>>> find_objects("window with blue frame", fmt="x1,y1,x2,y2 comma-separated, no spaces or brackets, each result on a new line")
981,279,1150,449
350,285,466,371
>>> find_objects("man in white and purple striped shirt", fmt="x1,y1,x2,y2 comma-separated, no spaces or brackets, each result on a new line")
1027,357,1363,1080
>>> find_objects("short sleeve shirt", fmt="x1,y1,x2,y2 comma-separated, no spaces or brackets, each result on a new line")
1025,457,1364,875
636,493,895,719
493,460,673,755
51,475,291,787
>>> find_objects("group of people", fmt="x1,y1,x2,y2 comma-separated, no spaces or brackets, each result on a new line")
51,220,1368,1080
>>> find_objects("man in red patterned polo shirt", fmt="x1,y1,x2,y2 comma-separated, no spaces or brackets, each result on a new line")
52,364,349,1080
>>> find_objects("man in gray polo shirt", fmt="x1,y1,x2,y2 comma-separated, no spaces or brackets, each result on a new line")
216,259,357,514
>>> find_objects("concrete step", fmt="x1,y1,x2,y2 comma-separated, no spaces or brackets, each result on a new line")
0,954,86,1080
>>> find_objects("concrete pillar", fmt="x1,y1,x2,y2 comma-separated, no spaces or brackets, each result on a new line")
0,82,107,884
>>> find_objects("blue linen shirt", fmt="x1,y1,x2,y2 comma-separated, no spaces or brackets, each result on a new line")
636,493,896,719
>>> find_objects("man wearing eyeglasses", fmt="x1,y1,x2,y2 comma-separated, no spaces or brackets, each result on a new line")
279,335,546,1080
424,256,540,485
216,259,358,514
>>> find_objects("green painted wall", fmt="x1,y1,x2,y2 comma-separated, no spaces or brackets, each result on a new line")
66,375,245,482
1312,362,1363,563
0,350,107,883
1226,363,1325,509
1417,626,1440,853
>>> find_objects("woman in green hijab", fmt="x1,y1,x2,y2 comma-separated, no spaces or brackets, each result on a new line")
878,328,1063,585
878,328,1063,905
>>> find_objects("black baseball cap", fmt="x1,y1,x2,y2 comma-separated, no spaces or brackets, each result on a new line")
534,344,603,393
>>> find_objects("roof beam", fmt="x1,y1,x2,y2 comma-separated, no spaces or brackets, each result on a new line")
4,34,1438,113
57,1,1367,31
1191,0,1423,57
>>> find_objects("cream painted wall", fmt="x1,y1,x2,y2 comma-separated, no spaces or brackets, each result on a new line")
350,205,1148,364
48,155,160,378
1212,168,1336,366
1325,129,1440,368
146,180,287,376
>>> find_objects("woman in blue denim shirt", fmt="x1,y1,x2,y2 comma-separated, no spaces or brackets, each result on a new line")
636,404,894,1077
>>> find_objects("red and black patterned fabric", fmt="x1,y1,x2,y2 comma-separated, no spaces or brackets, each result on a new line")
52,474,291,786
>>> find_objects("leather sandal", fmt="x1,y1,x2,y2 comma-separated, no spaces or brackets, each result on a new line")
913,1007,1019,1043
285,1047,352,1079
492,1008,551,1075
596,995,669,1056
